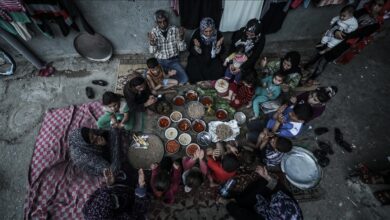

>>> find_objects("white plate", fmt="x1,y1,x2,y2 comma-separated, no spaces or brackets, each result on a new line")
178,133,192,146
165,127,178,140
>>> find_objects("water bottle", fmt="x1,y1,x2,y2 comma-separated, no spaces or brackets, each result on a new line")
219,179,236,198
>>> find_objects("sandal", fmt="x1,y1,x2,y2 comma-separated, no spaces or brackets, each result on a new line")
374,190,390,206
85,87,94,99
334,128,352,152
92,80,108,86
317,141,334,155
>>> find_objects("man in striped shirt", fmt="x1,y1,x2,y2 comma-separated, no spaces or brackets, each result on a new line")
148,10,188,84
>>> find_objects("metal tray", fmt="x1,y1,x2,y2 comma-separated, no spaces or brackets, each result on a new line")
281,146,322,190
74,33,112,62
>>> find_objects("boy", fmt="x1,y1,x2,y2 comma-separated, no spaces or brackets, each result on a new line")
145,58,178,94
97,92,131,130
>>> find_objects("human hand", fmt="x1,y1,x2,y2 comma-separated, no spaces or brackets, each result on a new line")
255,166,271,181
334,31,345,40
138,168,145,187
277,114,285,123
217,37,224,47
223,61,228,66
212,148,221,160
118,122,125,129
260,57,267,68
145,95,157,107
276,104,288,114
150,163,158,170
148,32,157,45
194,39,201,47
173,161,180,170
168,69,176,76
227,145,239,156
198,149,205,160
206,148,214,156
290,96,297,104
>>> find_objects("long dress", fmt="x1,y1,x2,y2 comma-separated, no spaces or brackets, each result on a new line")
186,29,224,83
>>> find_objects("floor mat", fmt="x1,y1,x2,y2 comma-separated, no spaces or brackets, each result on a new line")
24,101,104,220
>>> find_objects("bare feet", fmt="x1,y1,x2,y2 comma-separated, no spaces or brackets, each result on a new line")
103,168,115,186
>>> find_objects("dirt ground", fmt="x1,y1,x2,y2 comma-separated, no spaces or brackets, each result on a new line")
1,35,390,219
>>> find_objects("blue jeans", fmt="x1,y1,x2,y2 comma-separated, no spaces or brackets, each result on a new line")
224,68,242,83
157,57,188,84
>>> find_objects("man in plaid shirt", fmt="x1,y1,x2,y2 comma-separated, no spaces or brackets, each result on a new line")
148,10,188,84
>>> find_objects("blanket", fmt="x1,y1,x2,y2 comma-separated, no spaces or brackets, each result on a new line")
24,102,104,219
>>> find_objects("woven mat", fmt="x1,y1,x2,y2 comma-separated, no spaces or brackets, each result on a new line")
115,59,147,95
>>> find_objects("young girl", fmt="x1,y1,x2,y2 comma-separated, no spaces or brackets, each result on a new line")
182,149,208,193
223,45,248,83
97,92,131,130
229,72,256,109
250,73,284,120
317,5,358,55
145,58,178,94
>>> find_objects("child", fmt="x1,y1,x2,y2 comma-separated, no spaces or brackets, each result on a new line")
223,45,248,83
145,58,178,94
97,92,131,130
182,149,208,193
266,103,313,138
250,73,284,120
317,5,358,55
229,72,257,109
150,157,181,204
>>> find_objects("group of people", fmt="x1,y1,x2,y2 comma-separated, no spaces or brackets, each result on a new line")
67,1,389,219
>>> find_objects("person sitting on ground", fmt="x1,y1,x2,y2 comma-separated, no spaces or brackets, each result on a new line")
97,92,131,130
229,18,265,73
207,142,240,186
249,73,284,120
145,57,178,95
266,103,313,138
148,10,188,84
290,86,338,122
223,45,248,84
223,166,303,220
83,169,151,220
316,5,358,55
69,127,122,184
182,149,208,193
229,71,257,109
260,51,302,94
150,157,181,204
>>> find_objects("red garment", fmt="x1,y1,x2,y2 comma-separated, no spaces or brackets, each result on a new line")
290,0,303,9
230,83,255,109
151,166,182,204
207,156,236,183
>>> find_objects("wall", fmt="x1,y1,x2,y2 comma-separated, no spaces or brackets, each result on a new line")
1,0,345,61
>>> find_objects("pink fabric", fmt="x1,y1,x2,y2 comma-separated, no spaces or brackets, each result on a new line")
182,157,208,175
151,166,182,204
24,101,104,220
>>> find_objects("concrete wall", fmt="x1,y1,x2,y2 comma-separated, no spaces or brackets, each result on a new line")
1,0,344,61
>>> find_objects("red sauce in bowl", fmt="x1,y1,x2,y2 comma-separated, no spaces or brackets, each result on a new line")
173,96,185,106
178,119,191,132
200,96,213,106
192,121,205,133
186,92,198,101
166,140,180,153
186,144,199,157
216,110,228,120
158,117,170,128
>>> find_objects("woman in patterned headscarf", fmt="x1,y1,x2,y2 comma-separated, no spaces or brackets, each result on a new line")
229,18,266,73
186,17,225,83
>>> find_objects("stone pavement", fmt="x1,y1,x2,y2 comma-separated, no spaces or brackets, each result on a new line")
1,35,390,219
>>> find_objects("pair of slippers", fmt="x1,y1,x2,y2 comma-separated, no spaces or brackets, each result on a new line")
314,141,333,167
314,127,353,152
86,80,108,99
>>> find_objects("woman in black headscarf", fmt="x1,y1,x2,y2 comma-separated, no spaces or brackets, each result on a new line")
229,18,266,73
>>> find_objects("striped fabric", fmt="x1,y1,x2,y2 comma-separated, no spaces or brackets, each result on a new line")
0,0,25,12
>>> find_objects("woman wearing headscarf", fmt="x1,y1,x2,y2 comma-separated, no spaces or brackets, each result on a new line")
229,18,266,73
260,51,302,94
186,17,224,83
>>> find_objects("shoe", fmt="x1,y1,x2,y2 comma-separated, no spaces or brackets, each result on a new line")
314,127,329,136
92,80,108,86
317,140,334,155
86,87,94,99
334,128,352,152
313,149,330,167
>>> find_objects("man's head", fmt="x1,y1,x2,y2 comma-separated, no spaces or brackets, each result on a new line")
290,103,313,122
155,10,169,30
129,76,146,92
222,153,240,173
271,136,293,153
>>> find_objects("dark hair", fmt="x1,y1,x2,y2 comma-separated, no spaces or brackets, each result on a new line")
283,51,301,69
239,150,256,166
293,103,313,122
275,137,293,153
146,58,159,69
235,45,246,54
155,10,168,22
154,171,171,192
81,127,108,144
241,70,258,85
245,18,262,35
274,72,285,80
315,86,338,103
185,168,204,189
222,153,240,172
340,5,355,14
129,76,145,88
102,92,121,105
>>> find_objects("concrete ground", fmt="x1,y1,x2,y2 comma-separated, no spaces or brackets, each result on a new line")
1,35,390,219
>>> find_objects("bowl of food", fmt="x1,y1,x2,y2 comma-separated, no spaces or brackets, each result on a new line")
178,133,192,146
185,90,198,101
158,116,171,129
186,101,205,119
216,109,228,120
165,127,178,140
173,95,185,106
191,119,206,133
200,96,213,106
178,118,191,132
170,111,182,123
215,123,233,141
234,112,246,125
196,131,212,147
186,143,200,157
165,140,180,154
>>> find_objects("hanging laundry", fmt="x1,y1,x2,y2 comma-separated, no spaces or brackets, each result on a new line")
314,0,345,7
171,0,179,16
219,0,265,32
0,2,33,41
0,0,26,12
179,0,223,29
